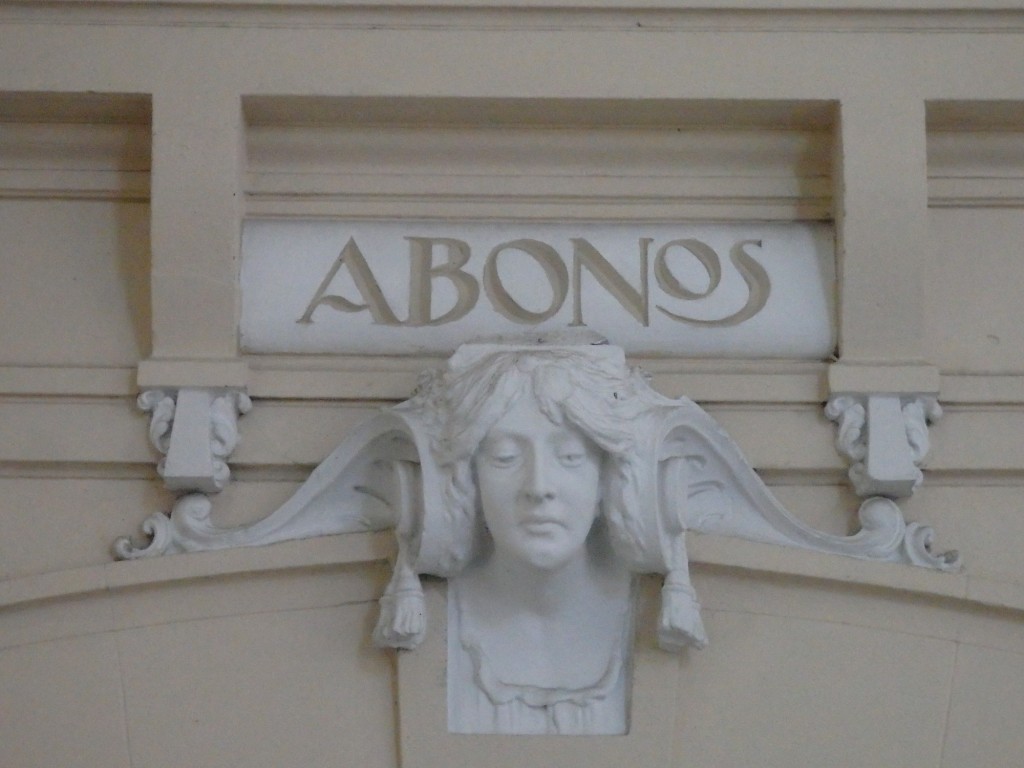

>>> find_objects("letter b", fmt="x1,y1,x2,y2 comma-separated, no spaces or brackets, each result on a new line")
405,237,480,326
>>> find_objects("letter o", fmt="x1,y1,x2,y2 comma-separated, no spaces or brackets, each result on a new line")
654,239,722,300
483,239,569,324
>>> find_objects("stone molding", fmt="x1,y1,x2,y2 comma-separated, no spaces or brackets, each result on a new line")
4,104,1024,208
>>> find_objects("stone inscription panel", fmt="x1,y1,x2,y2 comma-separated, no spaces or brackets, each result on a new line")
240,220,835,357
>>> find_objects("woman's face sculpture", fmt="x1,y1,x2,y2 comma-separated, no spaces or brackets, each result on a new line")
473,394,602,571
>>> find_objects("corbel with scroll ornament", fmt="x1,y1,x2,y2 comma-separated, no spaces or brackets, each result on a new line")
824,385,958,571
825,393,942,499
114,387,252,559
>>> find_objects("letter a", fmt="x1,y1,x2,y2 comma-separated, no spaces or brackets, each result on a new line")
297,238,401,325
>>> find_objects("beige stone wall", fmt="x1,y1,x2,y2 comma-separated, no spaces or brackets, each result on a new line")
1,3,1023,766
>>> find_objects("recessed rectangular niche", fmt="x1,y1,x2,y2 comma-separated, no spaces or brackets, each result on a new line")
0,92,152,366
926,100,1024,209
241,97,836,359
396,580,678,766
243,96,834,222
0,92,151,201
925,100,1024,372
240,218,834,358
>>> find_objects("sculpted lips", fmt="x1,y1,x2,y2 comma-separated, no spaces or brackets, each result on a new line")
520,513,568,534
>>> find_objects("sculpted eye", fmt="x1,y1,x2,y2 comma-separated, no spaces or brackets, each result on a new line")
558,451,585,467
556,439,590,468
484,439,521,468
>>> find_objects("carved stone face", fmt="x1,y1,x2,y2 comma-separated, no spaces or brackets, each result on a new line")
474,394,602,571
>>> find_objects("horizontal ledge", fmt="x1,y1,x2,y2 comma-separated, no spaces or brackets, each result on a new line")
0,530,1012,619
244,200,830,222
0,532,395,612
24,0,1024,9
941,374,1024,404
689,535,970,603
3,462,1024,485
245,174,829,198
7,2,1024,31
929,178,1024,208
247,359,829,403
0,366,137,396
247,363,1024,404
2,364,1022,404
828,363,940,395
0,169,150,200
137,358,251,389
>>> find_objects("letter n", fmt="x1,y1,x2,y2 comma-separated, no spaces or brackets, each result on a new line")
570,238,649,327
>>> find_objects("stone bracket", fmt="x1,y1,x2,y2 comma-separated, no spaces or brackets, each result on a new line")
825,393,941,499
138,387,252,494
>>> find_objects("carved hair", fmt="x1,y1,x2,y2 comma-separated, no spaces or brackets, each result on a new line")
401,347,676,575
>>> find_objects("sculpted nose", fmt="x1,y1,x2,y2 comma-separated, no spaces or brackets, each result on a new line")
522,450,555,502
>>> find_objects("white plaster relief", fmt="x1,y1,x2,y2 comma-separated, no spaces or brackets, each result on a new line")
114,342,960,732
138,388,253,493
116,389,251,559
825,394,942,499
114,494,216,560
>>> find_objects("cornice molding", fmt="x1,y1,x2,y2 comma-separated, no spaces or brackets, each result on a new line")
0,122,150,200
3,117,1023,207
1,1,1024,33
5,364,1024,404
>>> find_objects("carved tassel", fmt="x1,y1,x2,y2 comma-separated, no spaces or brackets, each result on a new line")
655,525,708,651
372,458,427,650
372,558,426,650
658,569,708,652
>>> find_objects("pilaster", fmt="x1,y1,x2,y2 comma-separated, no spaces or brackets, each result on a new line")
833,96,929,363
149,86,245,360
828,97,941,498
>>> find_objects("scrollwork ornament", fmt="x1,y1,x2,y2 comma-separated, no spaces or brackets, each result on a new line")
825,393,943,499
113,494,214,559
824,394,873,495
135,388,252,493
824,394,867,462
904,396,942,464
845,497,908,559
138,389,176,476
903,521,961,571
210,391,253,491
